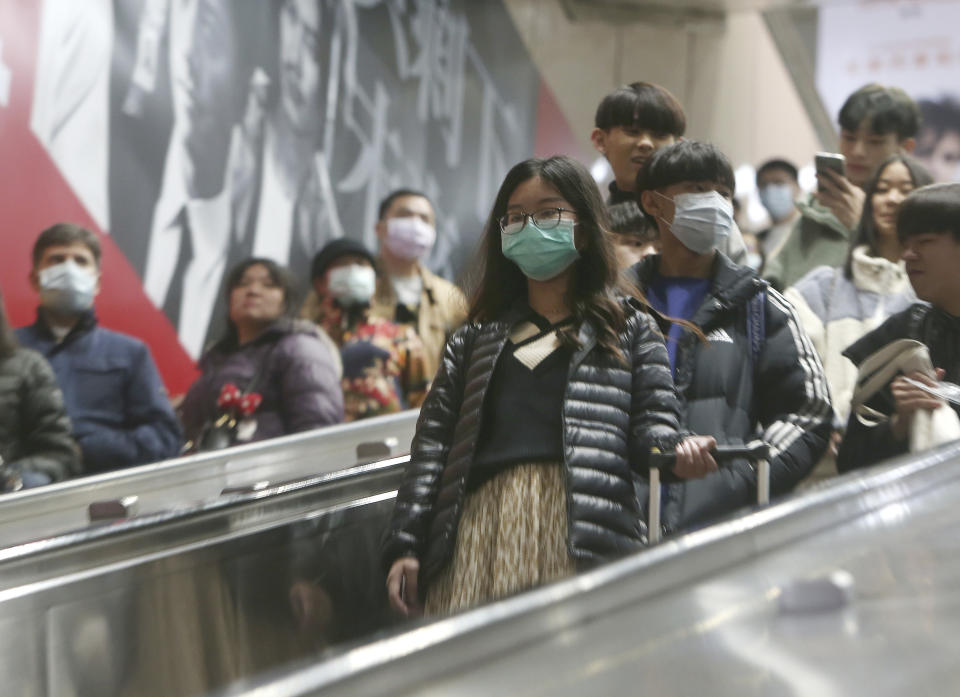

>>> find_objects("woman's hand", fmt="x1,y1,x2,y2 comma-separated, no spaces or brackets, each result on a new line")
387,556,423,617
672,435,718,479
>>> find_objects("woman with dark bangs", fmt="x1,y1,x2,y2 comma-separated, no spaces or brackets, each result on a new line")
382,155,717,617
786,155,933,443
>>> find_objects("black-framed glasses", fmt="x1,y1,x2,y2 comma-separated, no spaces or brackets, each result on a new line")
499,207,576,234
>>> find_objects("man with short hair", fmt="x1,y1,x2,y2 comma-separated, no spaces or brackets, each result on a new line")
369,189,466,379
631,140,831,532
765,83,919,290
838,183,960,471
592,81,747,263
17,223,182,473
754,158,801,268
591,82,686,205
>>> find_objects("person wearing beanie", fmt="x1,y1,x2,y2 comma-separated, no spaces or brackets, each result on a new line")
303,238,428,421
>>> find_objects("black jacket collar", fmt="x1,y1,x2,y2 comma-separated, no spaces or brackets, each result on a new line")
607,181,635,205
32,307,98,345
633,252,765,332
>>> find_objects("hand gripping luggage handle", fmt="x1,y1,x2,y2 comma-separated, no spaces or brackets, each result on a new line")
647,440,770,544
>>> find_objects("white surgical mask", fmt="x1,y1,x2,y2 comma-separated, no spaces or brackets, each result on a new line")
327,264,376,307
384,216,436,261
657,190,734,255
759,184,796,222
38,260,98,314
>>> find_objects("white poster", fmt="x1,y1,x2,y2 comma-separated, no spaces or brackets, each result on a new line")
817,0,960,181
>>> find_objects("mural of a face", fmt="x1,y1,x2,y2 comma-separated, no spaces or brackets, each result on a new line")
279,0,325,138
171,0,238,198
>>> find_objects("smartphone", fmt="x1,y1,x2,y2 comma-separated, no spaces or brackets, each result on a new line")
399,573,407,604
815,152,846,179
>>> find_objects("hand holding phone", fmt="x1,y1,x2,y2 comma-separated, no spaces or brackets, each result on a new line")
814,151,863,230
815,152,846,181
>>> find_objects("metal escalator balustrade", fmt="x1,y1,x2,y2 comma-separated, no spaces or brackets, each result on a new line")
209,440,960,697
0,453,412,697
0,409,418,550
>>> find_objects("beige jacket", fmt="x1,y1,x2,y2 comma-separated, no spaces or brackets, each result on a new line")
369,263,467,380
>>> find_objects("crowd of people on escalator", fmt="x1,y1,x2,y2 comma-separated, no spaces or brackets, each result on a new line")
3,78,959,626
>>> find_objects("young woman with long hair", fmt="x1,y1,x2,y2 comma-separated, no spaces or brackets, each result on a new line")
381,155,716,617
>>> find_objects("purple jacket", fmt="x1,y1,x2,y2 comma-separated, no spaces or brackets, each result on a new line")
181,319,344,445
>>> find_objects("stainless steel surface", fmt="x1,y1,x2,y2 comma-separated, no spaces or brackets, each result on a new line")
0,456,411,697
0,410,417,549
216,440,960,697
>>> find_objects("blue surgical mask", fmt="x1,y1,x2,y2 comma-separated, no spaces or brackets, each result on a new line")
759,184,796,222
501,219,579,281
657,190,734,255
38,260,98,314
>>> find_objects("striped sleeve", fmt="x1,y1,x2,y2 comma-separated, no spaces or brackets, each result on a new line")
755,288,834,493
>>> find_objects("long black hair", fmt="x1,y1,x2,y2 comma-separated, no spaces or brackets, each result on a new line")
844,154,933,279
467,156,639,361
0,290,19,360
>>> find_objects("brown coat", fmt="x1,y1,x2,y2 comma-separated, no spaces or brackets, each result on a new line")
369,263,467,380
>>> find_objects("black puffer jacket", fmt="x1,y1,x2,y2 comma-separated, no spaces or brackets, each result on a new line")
633,253,832,532
0,348,80,486
838,303,960,471
381,300,686,588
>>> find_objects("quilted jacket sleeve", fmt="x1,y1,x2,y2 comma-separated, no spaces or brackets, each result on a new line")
381,324,471,571
629,311,687,476
8,351,80,484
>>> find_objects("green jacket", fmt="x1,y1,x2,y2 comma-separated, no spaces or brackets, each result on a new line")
762,195,854,291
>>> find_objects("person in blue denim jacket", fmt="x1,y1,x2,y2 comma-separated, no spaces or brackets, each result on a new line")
16,223,182,473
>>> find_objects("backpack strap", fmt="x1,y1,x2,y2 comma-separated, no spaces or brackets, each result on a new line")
745,282,767,374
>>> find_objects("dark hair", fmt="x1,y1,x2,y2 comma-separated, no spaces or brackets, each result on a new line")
897,182,960,244
844,154,933,278
594,82,686,136
0,290,18,360
635,141,736,226
32,223,101,268
310,238,375,280
468,156,638,361
838,84,920,140
377,189,433,220
916,98,960,157
221,258,299,343
756,158,799,185
607,201,656,243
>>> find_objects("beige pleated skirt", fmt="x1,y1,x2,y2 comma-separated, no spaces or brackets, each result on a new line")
424,462,576,616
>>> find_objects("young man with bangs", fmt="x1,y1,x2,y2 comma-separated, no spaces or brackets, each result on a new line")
591,81,747,264
838,183,960,471
630,140,832,533
765,83,920,291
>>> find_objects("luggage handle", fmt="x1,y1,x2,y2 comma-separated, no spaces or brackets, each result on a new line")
647,440,770,544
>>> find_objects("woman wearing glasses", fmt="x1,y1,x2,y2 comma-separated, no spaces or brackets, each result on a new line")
382,155,717,617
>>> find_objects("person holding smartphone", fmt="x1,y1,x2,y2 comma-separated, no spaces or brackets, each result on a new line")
382,156,717,617
764,84,919,291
